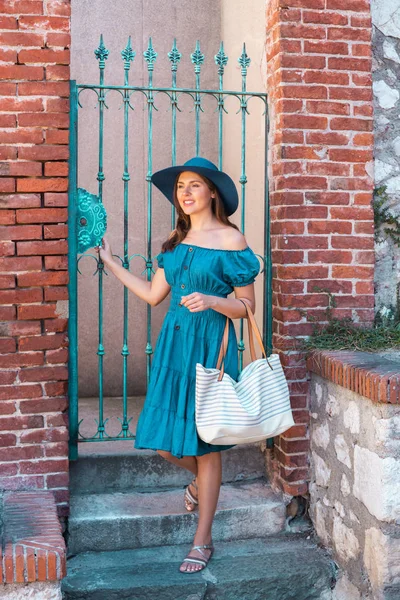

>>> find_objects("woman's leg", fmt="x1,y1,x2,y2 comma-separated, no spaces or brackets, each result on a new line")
156,450,197,476
157,450,199,510
180,451,222,573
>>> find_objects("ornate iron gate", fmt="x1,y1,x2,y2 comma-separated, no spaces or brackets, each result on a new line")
68,36,271,459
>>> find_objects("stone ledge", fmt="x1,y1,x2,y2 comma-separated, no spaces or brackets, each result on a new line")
307,350,400,404
0,491,67,584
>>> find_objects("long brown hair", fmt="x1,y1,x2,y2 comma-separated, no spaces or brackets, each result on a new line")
161,173,239,252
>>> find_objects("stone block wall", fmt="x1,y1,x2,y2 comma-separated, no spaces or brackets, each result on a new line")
372,3,400,318
308,352,400,599
0,0,71,518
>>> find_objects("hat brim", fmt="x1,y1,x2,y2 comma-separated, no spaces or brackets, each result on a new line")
151,165,239,217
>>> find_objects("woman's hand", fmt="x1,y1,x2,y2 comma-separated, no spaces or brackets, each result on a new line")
180,292,215,313
96,236,114,267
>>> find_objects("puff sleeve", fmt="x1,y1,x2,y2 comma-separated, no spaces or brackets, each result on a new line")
156,252,164,269
223,247,260,288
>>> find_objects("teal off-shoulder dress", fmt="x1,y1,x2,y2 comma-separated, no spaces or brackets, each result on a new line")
134,242,260,458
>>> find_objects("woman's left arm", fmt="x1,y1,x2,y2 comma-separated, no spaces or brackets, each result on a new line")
180,286,254,318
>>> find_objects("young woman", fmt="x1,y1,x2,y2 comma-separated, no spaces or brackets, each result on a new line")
97,156,260,573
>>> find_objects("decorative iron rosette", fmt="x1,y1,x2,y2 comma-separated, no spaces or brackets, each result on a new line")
77,188,107,254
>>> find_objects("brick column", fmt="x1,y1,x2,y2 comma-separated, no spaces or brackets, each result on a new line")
266,0,374,496
0,0,71,517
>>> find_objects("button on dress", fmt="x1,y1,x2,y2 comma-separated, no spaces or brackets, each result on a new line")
134,243,260,458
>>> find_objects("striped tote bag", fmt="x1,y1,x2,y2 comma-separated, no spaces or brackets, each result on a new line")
195,300,294,445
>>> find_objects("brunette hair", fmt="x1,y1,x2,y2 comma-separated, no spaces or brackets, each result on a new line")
161,173,239,253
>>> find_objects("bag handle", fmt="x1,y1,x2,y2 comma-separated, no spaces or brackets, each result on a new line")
216,299,272,381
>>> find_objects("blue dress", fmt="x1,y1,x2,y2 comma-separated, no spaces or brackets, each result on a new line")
134,242,260,458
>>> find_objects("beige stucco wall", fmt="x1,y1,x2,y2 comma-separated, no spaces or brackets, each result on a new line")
71,0,267,397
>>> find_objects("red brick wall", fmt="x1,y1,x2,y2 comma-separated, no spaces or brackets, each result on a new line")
0,0,70,517
265,0,374,496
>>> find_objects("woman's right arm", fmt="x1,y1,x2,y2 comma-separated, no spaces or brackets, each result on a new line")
98,237,171,307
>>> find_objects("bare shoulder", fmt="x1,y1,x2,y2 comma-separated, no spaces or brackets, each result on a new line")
221,227,248,251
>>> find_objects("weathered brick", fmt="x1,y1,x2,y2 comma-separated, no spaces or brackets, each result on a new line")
18,81,69,96
18,49,70,64
0,65,44,80
19,333,66,352
18,145,69,161
44,256,68,270
0,256,42,271
17,304,57,320
0,226,42,241
16,178,68,193
16,208,67,224
17,271,68,287
19,366,68,383
0,194,41,209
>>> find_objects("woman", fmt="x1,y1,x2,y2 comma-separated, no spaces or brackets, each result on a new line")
97,156,260,573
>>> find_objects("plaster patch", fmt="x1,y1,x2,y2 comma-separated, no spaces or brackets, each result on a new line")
363,527,400,593
353,445,400,522
332,573,361,600
373,79,400,109
383,39,400,64
349,510,360,525
393,135,400,156
340,474,351,498
334,434,351,469
326,395,340,418
371,0,400,38
374,159,394,183
385,174,400,194
315,381,323,405
343,402,360,435
332,514,360,562
312,451,331,487
314,500,330,546
334,500,345,519
313,421,330,450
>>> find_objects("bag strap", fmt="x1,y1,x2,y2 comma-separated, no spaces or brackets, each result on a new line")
215,299,272,382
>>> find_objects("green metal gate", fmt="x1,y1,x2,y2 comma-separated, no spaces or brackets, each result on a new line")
68,36,271,460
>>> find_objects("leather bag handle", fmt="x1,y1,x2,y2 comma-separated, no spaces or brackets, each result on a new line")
215,299,272,382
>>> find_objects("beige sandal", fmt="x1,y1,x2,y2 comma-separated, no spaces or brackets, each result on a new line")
179,544,214,573
184,478,198,512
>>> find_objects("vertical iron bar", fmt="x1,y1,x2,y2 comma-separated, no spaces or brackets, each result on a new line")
263,106,272,356
120,38,135,437
144,39,157,384
215,42,228,171
191,41,204,156
168,39,181,229
238,44,250,372
68,80,79,460
95,35,109,439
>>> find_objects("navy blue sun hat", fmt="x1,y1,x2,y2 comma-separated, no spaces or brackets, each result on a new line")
151,157,239,217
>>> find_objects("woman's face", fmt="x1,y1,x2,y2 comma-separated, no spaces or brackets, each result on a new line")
176,171,214,216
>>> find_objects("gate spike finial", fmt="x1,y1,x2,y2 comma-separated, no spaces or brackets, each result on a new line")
121,36,135,70
168,38,182,72
143,37,158,71
238,42,251,77
215,41,228,77
94,34,109,69
191,40,204,74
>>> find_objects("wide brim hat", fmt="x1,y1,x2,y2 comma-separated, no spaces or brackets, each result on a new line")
151,157,239,217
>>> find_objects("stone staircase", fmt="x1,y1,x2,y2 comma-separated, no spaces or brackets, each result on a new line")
62,443,336,599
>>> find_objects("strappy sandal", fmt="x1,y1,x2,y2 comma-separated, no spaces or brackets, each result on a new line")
184,478,198,512
179,544,214,573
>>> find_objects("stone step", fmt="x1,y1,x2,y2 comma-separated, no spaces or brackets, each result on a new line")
62,535,335,600
69,443,266,494
67,480,285,555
